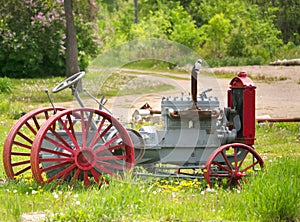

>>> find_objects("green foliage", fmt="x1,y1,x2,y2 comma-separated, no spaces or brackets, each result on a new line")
0,0,100,78
199,13,231,57
249,0,300,44
96,0,293,67
197,0,283,62
0,0,66,78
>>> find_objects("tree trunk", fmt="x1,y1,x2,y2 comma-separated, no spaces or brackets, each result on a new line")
64,0,80,77
134,0,138,23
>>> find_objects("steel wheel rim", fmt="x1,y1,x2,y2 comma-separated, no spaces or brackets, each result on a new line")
3,107,66,179
30,108,134,187
204,143,264,188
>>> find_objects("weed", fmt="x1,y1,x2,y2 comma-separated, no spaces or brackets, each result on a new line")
0,77,13,94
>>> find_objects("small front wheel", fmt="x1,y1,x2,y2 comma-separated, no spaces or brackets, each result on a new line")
204,143,264,188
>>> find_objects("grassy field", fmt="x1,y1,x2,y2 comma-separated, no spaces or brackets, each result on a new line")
0,72,299,221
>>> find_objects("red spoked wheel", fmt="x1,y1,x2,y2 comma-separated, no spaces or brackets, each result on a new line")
30,108,135,187
3,107,66,179
204,143,264,189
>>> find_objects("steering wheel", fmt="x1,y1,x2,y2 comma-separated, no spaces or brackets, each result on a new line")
52,71,86,93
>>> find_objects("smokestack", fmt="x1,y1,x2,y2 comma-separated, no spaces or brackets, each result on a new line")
191,59,202,107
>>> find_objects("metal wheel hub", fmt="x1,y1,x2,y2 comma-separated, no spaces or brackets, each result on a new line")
75,149,96,170
232,170,244,180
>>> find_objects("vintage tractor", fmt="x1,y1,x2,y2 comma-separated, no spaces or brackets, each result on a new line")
2,60,264,188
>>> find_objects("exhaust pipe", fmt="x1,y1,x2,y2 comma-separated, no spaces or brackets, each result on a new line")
191,59,202,107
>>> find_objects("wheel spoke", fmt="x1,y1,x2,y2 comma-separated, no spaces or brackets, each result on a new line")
83,171,91,187
12,141,31,149
94,162,115,176
233,147,238,170
236,180,243,188
209,173,230,177
73,168,81,181
89,117,106,148
96,144,126,155
17,132,33,145
220,150,233,171
211,161,232,173
240,160,260,173
40,147,72,157
80,110,88,148
98,123,113,141
14,166,31,176
98,161,127,171
24,121,37,135
94,133,121,154
90,168,100,184
97,155,126,161
57,115,79,150
12,160,31,167
44,111,50,121
237,150,250,169
47,163,77,183
44,132,76,155
32,116,41,131
40,157,74,163
11,152,31,156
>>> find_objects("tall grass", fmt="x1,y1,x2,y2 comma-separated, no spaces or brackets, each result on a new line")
220,156,300,221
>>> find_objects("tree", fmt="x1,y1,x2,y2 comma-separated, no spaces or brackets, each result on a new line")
64,0,80,77
134,0,138,23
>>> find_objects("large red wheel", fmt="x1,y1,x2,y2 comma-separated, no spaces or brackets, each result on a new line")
204,143,264,188
3,107,66,179
30,108,135,187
